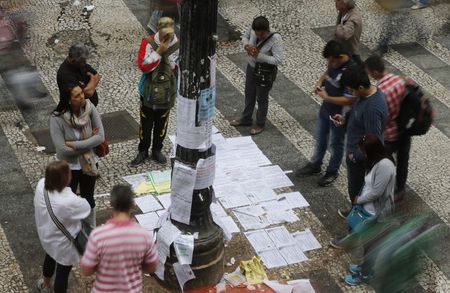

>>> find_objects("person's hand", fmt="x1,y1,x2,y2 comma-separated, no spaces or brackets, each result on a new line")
249,47,259,58
332,114,345,126
92,127,99,135
87,72,101,84
157,38,171,54
315,87,329,99
65,141,75,149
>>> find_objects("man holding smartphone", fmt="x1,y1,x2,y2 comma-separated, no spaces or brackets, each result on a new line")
295,40,354,187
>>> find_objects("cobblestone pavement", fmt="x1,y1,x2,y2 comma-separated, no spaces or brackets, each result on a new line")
1,0,450,292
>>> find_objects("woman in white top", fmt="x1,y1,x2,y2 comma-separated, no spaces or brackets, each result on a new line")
34,161,90,293
50,84,104,227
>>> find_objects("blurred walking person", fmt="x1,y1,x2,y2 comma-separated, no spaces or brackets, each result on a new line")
34,161,91,293
334,0,363,64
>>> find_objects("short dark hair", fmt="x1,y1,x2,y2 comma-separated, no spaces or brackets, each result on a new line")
252,16,270,32
68,43,89,60
322,40,349,59
365,55,385,72
342,64,371,89
45,161,71,193
110,185,134,212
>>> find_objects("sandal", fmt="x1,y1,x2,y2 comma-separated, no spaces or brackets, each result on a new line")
250,126,264,135
230,119,252,127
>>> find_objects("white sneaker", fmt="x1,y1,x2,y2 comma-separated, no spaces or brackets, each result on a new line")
411,3,428,9
36,279,52,293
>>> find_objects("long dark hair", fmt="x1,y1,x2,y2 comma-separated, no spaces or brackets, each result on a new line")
52,84,77,117
359,133,395,172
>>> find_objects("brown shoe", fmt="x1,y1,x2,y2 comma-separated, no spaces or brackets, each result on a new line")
230,119,252,127
250,126,264,135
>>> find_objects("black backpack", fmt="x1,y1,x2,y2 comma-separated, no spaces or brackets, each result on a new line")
397,79,434,136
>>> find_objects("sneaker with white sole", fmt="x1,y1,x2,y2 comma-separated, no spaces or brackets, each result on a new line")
36,279,52,293
411,3,428,9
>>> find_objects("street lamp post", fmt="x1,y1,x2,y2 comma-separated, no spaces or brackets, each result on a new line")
157,0,224,290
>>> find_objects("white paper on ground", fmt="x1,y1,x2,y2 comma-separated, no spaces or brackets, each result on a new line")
243,184,278,204
224,267,246,287
156,211,170,229
171,162,197,225
195,152,216,189
156,221,181,258
173,262,195,292
265,209,300,225
234,205,265,217
244,229,276,252
210,202,227,217
259,248,287,268
157,193,172,209
287,279,316,293
218,193,251,209
174,234,195,265
265,226,297,248
259,197,290,212
212,215,232,241
155,259,165,280
281,192,310,209
135,212,160,231
122,173,147,191
219,216,240,234
135,195,163,213
156,210,168,217
263,280,294,293
279,244,308,264
233,210,269,231
292,229,322,252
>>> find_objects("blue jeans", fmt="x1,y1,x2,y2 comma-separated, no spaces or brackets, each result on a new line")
310,110,345,174
419,0,429,4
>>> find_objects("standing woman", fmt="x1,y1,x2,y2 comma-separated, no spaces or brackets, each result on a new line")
50,84,104,227
34,161,91,292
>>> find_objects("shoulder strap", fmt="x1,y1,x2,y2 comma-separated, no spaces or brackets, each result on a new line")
148,37,159,51
44,189,76,243
256,32,278,50
165,41,180,57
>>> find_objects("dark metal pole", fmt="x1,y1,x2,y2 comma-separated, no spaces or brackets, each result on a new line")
158,0,224,290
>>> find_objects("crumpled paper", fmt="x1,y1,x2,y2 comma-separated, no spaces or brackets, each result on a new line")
239,256,268,285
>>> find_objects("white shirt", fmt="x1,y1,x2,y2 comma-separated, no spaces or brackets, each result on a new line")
34,178,91,266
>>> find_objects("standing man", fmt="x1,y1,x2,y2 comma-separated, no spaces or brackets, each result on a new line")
333,65,388,217
335,0,363,64
130,17,179,166
57,44,101,106
296,40,354,187
80,185,158,292
230,16,284,135
365,55,410,201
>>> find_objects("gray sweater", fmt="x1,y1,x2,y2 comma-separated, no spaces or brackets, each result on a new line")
242,27,285,68
335,6,363,56
356,158,396,219
50,106,104,165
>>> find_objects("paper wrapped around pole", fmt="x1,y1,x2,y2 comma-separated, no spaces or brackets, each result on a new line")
170,162,197,225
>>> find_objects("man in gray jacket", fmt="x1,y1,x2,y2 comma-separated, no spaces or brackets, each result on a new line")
335,0,363,64
230,16,285,135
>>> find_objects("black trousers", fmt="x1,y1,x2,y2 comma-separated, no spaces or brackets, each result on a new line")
242,65,271,127
43,254,72,293
385,135,411,192
138,102,170,153
70,169,96,208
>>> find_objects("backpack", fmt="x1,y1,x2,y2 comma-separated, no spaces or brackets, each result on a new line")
141,37,179,108
397,79,434,136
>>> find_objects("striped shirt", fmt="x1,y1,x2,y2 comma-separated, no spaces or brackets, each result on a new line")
80,219,158,293
377,73,406,142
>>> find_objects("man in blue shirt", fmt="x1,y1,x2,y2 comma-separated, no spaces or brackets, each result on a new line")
332,65,388,217
296,40,354,187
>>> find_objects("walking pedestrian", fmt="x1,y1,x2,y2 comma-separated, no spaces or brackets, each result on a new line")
365,55,410,201
334,0,363,64
57,44,101,106
50,84,104,227
130,17,179,166
332,65,388,217
296,40,354,187
329,134,396,286
34,161,91,293
80,184,159,292
230,16,285,135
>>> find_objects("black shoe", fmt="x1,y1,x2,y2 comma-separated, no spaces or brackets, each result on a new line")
338,208,350,220
318,172,338,187
130,151,148,167
151,151,167,164
295,163,321,177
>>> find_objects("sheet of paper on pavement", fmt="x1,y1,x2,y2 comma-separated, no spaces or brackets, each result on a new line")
292,228,322,252
259,249,288,268
219,216,240,234
281,191,310,208
265,209,300,225
244,229,276,252
210,202,227,217
174,234,195,265
135,195,163,213
266,226,297,248
288,279,316,293
279,244,308,264
218,193,251,209
233,209,269,231
264,280,294,293
173,262,195,292
135,212,160,231
259,197,290,212
170,162,197,225
148,169,172,194
122,173,147,191
157,193,171,209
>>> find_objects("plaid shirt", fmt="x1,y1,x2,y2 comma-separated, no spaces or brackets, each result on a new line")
377,73,405,142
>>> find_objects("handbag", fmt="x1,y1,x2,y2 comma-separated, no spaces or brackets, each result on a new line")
346,204,375,233
44,189,92,255
253,32,278,88
95,138,109,157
